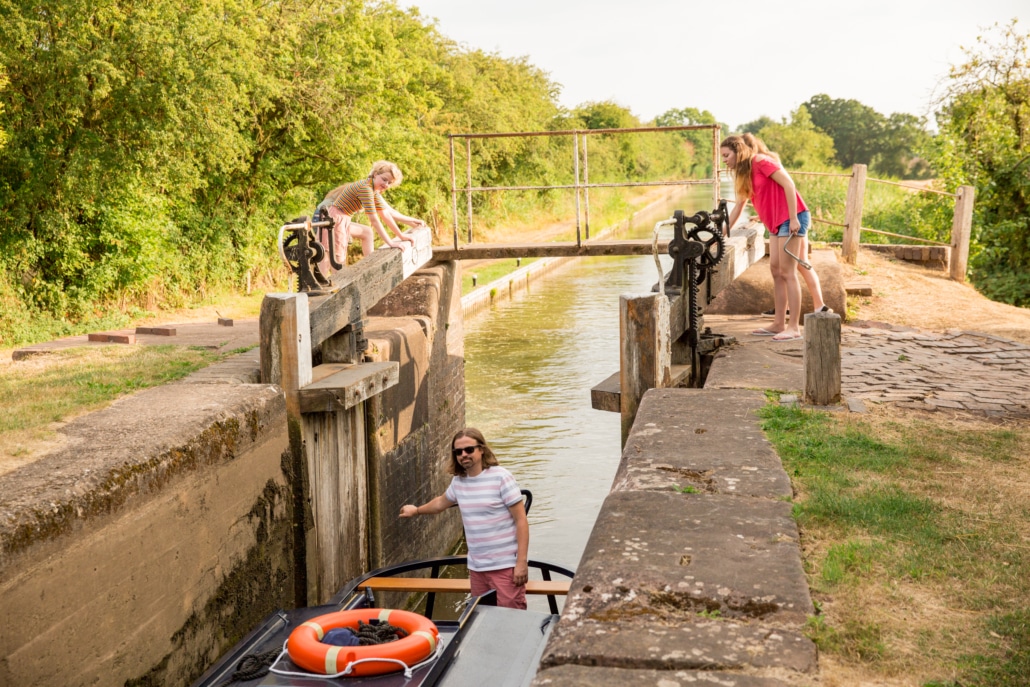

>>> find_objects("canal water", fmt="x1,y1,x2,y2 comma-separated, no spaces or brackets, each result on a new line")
462,185,721,578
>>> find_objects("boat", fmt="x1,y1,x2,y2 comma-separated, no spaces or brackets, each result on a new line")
191,492,574,687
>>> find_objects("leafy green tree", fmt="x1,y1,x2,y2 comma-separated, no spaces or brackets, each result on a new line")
756,105,837,170
804,94,884,168
740,116,774,136
929,19,1030,305
804,93,932,179
873,113,933,179
654,106,721,177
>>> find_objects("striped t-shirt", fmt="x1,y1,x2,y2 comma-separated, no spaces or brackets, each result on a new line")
445,466,522,572
322,178,386,217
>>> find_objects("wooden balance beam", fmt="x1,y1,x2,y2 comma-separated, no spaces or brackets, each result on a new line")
358,577,571,596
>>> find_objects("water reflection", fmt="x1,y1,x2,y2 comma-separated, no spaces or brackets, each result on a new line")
463,187,717,572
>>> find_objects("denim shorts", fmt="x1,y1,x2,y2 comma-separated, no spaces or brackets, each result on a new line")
773,210,810,237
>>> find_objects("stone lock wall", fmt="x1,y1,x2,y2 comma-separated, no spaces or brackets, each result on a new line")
0,374,295,687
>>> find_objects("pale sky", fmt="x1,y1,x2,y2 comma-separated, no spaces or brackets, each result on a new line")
405,0,1027,131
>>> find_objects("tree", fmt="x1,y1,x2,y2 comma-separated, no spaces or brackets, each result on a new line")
654,106,720,177
804,94,884,167
756,105,837,170
873,113,933,179
740,116,774,136
929,19,1030,305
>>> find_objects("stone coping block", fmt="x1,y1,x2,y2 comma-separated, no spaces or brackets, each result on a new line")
541,616,816,674
0,381,284,565
615,389,792,499
538,645,811,683
557,491,813,627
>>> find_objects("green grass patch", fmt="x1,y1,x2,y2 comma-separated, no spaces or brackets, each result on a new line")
1,345,225,449
462,259,539,295
759,402,1030,682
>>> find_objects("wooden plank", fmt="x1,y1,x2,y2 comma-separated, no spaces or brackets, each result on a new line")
398,226,434,280
358,577,571,595
845,281,873,297
298,362,400,414
302,401,368,603
593,365,690,413
307,228,434,350
590,372,620,413
306,249,403,348
431,239,671,261
949,185,974,282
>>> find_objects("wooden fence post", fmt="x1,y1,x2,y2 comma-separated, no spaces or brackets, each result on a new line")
842,164,867,265
803,312,841,406
949,185,975,282
620,294,670,445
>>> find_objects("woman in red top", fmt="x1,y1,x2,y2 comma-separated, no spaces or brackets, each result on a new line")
722,134,828,341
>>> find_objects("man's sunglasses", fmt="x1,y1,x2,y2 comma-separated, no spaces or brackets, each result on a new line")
452,445,480,457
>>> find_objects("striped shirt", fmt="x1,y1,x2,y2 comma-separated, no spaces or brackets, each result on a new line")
445,466,522,572
322,178,386,217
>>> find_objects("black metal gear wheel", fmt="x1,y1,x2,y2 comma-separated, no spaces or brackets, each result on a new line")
686,226,726,267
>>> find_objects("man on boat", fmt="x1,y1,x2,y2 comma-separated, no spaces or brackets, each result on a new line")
400,428,530,609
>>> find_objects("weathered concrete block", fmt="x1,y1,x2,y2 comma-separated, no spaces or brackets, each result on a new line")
555,491,813,627
0,382,292,687
533,664,799,686
540,614,817,673
614,389,792,499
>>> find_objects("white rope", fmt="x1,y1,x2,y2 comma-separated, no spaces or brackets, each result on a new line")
652,218,676,296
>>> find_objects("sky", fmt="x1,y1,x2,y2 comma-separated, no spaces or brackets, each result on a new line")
403,0,1027,131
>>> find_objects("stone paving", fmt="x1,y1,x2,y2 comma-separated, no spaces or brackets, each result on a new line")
842,323,1030,419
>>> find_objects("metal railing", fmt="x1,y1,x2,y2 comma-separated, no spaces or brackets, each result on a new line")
447,124,722,249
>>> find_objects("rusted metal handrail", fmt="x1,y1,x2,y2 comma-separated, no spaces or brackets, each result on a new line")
448,124,721,249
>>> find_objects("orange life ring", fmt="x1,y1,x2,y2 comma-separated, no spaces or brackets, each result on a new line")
286,608,439,677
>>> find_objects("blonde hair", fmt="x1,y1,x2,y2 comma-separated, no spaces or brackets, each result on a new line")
368,160,402,188
722,134,781,201
721,135,757,201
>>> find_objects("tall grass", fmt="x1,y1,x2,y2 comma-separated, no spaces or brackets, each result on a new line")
794,170,953,246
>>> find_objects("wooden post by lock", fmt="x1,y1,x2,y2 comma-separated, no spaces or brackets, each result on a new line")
949,185,974,283
260,293,313,417
842,164,867,265
803,311,841,406
619,294,671,445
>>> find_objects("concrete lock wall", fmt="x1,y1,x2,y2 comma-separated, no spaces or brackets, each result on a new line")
0,376,295,687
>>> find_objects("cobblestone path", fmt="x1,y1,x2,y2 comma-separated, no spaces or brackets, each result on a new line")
842,325,1030,419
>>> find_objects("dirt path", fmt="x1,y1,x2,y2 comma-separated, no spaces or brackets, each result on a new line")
845,249,1030,345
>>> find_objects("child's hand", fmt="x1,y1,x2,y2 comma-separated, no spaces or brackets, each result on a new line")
399,504,419,518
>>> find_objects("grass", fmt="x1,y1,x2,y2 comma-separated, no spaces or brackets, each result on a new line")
759,402,1030,685
0,345,233,464
462,258,539,295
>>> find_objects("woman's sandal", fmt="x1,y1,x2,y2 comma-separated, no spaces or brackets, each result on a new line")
751,328,778,336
